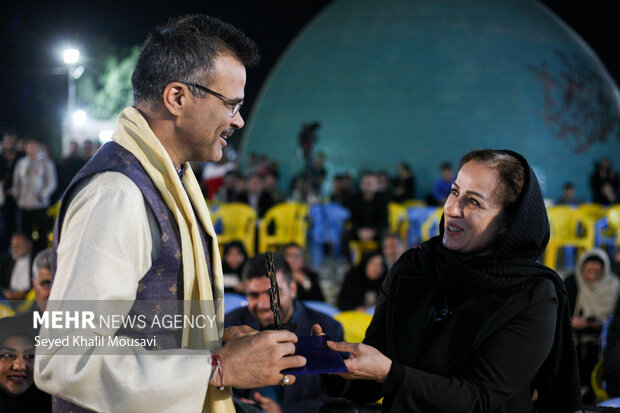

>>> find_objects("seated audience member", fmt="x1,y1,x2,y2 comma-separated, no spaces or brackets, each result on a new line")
427,162,454,206
381,233,404,270
225,253,343,413
0,314,51,412
214,170,244,203
0,234,33,301
611,246,620,277
557,181,580,205
392,161,415,203
350,173,388,242
283,242,324,301
222,241,248,294
329,174,353,211
337,252,387,311
564,248,619,397
264,172,285,204
604,301,620,397
239,173,275,217
376,170,392,200
31,249,52,313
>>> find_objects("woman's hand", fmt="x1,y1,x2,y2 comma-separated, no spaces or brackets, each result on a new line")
327,340,392,383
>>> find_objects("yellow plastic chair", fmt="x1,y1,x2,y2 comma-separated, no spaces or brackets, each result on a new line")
334,311,373,343
607,205,620,246
576,203,607,246
0,303,15,319
348,239,379,266
400,199,426,209
592,357,609,402
388,202,408,243
421,207,444,241
258,202,308,253
211,202,257,257
544,205,593,270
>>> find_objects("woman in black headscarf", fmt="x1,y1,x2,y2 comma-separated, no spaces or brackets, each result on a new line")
316,150,582,412
221,241,248,294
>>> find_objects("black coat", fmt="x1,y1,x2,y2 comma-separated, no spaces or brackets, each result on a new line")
344,254,557,412
335,151,582,412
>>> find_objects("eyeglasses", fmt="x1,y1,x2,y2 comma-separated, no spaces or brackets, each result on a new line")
176,81,243,118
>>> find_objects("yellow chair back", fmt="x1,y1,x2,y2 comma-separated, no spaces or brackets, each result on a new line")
607,204,620,246
591,357,609,402
400,199,426,209
421,207,444,241
388,202,408,243
258,202,309,253
545,205,593,269
334,311,373,343
211,202,257,257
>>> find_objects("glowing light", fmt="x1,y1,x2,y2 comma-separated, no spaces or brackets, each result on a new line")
63,49,80,65
73,110,86,126
98,130,114,142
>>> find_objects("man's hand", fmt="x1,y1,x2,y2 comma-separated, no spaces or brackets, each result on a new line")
253,392,283,413
327,340,392,383
218,330,306,389
222,325,258,343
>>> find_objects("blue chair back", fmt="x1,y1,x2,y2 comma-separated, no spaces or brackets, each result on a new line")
303,300,340,317
224,293,247,314
406,206,436,247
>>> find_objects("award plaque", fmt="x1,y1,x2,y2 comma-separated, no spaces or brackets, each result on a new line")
264,251,347,375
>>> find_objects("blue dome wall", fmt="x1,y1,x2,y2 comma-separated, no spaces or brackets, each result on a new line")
241,0,620,200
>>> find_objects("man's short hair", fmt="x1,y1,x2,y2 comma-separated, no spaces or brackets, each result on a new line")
32,248,53,277
132,14,260,106
242,253,293,283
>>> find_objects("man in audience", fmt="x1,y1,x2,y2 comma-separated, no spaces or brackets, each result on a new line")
428,162,454,206
350,172,388,243
0,234,33,301
12,138,57,251
0,131,23,250
381,232,404,270
35,15,305,412
31,248,52,312
215,170,244,203
557,181,580,205
226,253,343,413
239,173,275,217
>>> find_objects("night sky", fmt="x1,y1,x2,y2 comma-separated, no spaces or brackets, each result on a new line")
0,0,618,151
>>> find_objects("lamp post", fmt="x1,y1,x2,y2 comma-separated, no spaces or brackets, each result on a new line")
63,48,79,154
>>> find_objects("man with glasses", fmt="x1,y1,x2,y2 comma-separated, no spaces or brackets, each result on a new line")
35,15,305,412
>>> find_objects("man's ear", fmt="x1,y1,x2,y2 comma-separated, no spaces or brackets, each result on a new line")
162,82,186,117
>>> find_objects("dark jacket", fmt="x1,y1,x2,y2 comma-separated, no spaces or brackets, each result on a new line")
604,303,620,397
336,151,582,412
225,300,344,413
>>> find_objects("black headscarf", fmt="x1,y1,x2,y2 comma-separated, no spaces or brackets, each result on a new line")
416,150,581,412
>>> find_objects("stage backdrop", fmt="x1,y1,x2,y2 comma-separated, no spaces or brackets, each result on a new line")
240,0,620,201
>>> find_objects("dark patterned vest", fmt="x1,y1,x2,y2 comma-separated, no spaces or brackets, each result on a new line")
50,142,211,413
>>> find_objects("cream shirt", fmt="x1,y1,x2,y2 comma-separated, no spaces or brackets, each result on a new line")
34,172,212,413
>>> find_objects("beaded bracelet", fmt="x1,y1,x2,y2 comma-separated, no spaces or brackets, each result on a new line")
210,354,224,390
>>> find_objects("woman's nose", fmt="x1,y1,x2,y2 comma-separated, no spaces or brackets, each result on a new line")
12,355,27,370
444,196,462,217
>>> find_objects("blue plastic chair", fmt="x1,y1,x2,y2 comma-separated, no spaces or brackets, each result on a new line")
303,300,340,317
309,203,351,267
406,206,436,247
599,397,620,407
224,293,247,314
